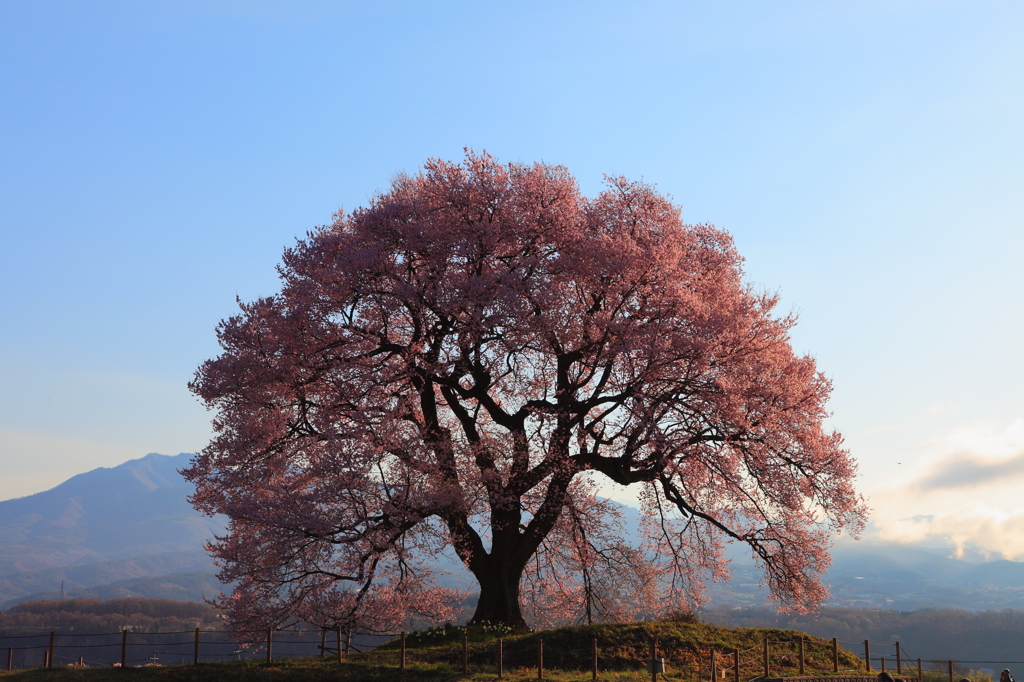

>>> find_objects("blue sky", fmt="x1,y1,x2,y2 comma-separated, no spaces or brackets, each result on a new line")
2,1,1022,555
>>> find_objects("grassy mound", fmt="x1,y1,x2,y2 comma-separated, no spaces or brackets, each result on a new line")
370,619,867,675
0,620,868,682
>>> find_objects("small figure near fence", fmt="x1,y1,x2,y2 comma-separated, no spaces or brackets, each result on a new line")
1002,670,1016,682
878,671,895,682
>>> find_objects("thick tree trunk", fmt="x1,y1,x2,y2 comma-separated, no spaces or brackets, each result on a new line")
461,470,569,629
469,560,527,628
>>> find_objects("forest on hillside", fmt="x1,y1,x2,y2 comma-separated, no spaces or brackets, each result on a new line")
0,597,220,632
706,606,1024,669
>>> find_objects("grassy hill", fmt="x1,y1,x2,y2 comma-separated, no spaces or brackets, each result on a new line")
0,620,867,682
371,619,865,676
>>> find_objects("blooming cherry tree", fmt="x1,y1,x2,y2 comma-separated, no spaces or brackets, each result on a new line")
185,151,866,632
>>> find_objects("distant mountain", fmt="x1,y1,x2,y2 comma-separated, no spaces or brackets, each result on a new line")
7,452,1024,615
0,453,223,605
701,537,1024,612
959,560,1024,588
828,540,971,582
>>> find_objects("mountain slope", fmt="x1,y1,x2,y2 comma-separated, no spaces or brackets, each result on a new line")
0,453,223,604
6,453,1024,613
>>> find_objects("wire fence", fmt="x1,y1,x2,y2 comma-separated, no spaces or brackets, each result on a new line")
0,628,1018,681
0,628,385,670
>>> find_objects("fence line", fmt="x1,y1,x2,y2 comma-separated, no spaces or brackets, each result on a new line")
0,629,1015,680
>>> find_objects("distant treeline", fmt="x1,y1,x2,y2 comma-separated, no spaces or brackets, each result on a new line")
0,597,220,632
705,606,1024,668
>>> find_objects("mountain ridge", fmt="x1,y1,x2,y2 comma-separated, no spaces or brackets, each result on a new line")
0,453,222,604
6,453,1024,613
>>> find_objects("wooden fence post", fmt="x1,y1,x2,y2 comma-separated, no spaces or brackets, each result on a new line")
918,658,923,682
48,632,55,668
896,642,902,674
764,636,770,678
400,632,406,669
336,629,343,664
592,637,598,681
7,646,12,671
538,637,544,680
266,628,273,664
194,628,200,665
320,630,326,660
651,638,658,682
121,629,128,668
711,648,717,682
833,637,839,673
882,656,886,672
865,640,871,672
77,656,83,667
733,648,740,682
497,638,503,678
948,660,953,682
799,638,805,675
43,651,49,669
462,632,468,673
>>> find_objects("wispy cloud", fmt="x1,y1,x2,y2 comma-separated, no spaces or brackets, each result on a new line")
866,507,1024,561
911,449,1024,491
863,419,1024,559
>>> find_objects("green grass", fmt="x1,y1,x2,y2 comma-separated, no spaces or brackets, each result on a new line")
372,619,867,676
0,620,870,682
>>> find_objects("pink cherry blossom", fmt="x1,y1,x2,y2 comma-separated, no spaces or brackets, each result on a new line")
184,150,866,632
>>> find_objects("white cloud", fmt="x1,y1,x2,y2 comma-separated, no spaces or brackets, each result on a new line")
911,450,1024,491
865,418,1024,559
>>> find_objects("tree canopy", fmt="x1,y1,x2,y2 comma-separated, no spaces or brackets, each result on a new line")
185,151,866,634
